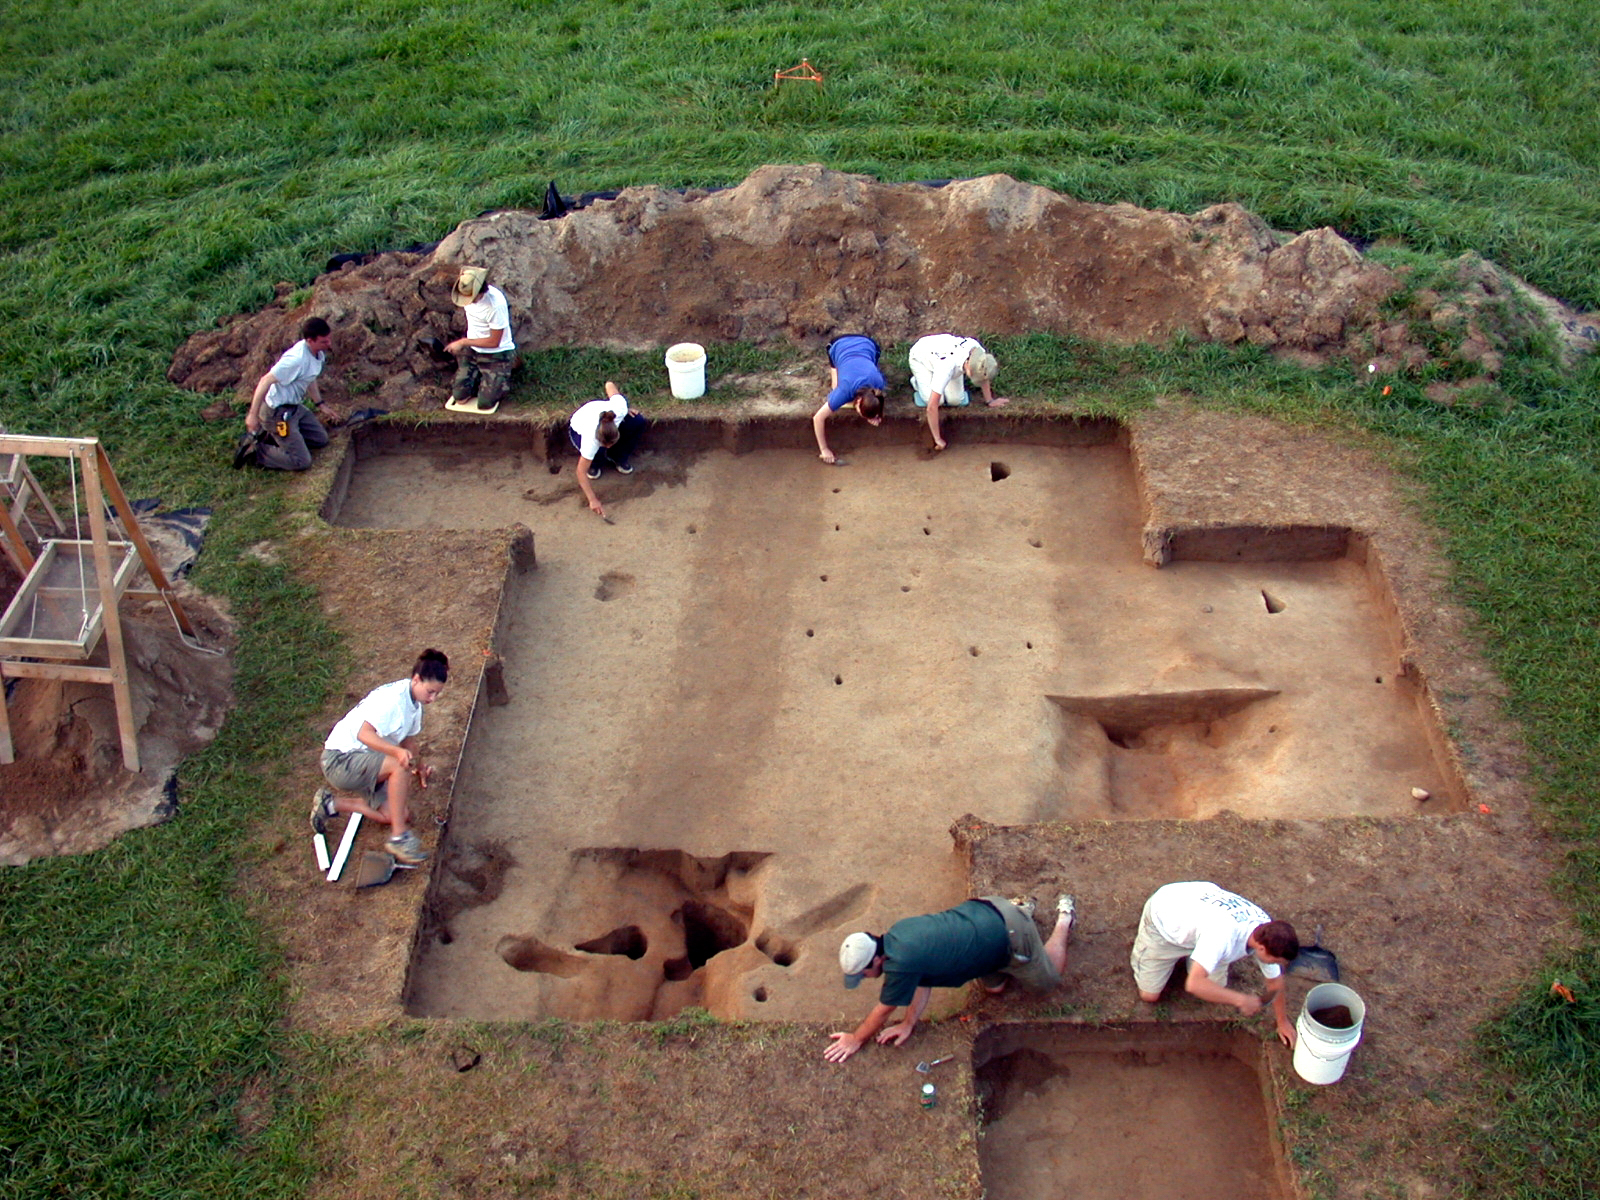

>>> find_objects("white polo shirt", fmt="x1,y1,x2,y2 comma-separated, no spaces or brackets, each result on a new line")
324,678,423,753
264,339,326,409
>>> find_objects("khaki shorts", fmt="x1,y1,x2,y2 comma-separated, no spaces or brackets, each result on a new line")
978,895,1061,993
321,748,386,798
1130,898,1228,996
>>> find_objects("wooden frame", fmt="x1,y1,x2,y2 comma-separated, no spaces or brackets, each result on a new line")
0,427,65,559
0,435,198,772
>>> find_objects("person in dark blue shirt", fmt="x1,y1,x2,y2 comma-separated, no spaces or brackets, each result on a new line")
824,894,1077,1062
811,334,885,464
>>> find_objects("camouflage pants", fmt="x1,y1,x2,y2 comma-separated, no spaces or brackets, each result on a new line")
452,349,516,408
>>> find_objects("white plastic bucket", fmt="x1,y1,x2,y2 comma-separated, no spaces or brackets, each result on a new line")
664,342,707,400
1293,982,1366,1085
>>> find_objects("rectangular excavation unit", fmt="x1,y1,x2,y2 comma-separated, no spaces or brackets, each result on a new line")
325,418,1461,1021
974,1023,1289,1200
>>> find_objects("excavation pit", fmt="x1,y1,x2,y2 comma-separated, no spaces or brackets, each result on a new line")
974,1023,1289,1200
324,417,1465,1020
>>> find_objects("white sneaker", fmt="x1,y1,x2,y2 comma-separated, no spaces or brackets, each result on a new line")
1057,894,1077,936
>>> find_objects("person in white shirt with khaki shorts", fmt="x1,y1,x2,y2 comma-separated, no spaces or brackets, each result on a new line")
1131,881,1301,1046
310,648,449,864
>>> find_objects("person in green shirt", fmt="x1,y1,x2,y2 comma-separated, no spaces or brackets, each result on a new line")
824,894,1076,1063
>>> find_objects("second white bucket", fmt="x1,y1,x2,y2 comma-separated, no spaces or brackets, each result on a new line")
1293,982,1366,1085
665,342,707,400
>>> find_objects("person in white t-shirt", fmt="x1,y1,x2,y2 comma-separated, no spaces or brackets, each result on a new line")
568,381,648,519
445,266,517,415
1130,881,1301,1046
309,648,449,865
907,334,1008,453
238,317,336,470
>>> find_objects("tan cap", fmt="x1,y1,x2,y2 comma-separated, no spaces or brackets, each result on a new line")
966,346,998,384
451,266,489,306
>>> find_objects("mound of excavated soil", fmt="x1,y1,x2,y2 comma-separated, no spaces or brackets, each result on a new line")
0,587,234,865
169,165,1597,417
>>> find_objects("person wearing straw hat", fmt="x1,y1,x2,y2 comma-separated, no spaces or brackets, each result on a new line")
812,333,885,464
1131,881,1301,1046
444,266,517,415
907,334,1008,453
823,893,1077,1063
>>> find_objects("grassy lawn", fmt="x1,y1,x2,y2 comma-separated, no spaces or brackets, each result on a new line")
2,2,1598,1196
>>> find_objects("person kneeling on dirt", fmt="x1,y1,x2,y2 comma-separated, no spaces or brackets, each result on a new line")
824,894,1077,1063
907,334,1007,453
1131,881,1300,1046
445,266,517,415
237,316,336,471
570,381,647,519
812,334,885,464
309,648,449,865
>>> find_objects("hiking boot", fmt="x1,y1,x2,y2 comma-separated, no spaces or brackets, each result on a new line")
587,462,603,479
385,829,429,865
1009,895,1037,921
308,786,338,835
614,458,634,475
232,433,259,469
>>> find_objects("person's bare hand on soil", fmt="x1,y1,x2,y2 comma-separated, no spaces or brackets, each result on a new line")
824,1032,864,1062
877,1021,916,1046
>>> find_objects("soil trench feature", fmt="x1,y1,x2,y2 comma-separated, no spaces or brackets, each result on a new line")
975,1023,1288,1200
329,426,1458,1022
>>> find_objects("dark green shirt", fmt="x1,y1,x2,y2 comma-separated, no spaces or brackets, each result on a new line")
878,900,1011,1008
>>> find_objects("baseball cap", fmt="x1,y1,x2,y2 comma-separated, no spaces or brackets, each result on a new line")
840,932,878,989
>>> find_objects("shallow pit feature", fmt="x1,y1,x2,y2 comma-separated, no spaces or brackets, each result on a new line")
325,417,1470,1020
974,1023,1289,1200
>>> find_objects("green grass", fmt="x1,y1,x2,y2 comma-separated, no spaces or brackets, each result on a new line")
3,2,1600,1198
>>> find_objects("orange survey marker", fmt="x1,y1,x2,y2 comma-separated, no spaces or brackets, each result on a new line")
774,58,823,88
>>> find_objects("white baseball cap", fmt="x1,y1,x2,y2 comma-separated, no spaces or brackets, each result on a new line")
840,932,879,988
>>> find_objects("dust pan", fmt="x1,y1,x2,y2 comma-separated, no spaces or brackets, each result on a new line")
353,851,399,888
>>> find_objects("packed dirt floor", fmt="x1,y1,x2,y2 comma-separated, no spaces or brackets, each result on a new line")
330,428,1462,1023
242,399,1557,1200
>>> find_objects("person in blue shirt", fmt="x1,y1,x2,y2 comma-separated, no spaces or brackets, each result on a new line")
811,334,885,464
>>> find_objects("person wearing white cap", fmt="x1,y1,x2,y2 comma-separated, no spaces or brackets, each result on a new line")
444,266,517,415
907,334,1008,453
823,893,1076,1063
